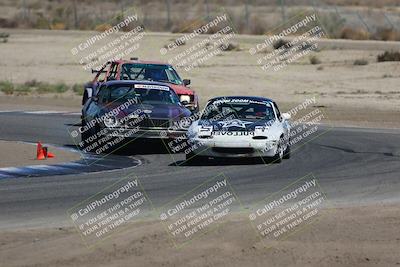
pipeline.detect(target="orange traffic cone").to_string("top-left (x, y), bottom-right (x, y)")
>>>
top-left (36, 142), bottom-right (46, 160)
top-left (47, 152), bottom-right (55, 158)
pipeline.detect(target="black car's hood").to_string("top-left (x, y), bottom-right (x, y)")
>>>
top-left (100, 102), bottom-right (191, 119)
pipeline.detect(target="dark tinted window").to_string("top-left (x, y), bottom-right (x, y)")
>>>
top-left (97, 84), bottom-right (109, 104)
top-left (120, 64), bottom-right (183, 85)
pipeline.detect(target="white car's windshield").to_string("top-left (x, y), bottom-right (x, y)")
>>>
top-left (201, 100), bottom-right (275, 121)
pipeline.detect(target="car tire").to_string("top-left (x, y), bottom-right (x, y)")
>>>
top-left (80, 120), bottom-right (99, 148)
top-left (283, 139), bottom-right (291, 159)
top-left (80, 119), bottom-right (90, 145)
top-left (272, 137), bottom-right (284, 163)
top-left (82, 89), bottom-right (89, 105)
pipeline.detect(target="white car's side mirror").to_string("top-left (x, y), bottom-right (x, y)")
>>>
top-left (282, 113), bottom-right (291, 120)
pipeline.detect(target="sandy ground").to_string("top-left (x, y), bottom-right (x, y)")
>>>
top-left (0, 94), bottom-right (81, 112)
top-left (0, 140), bottom-right (80, 168)
top-left (0, 29), bottom-right (399, 128)
top-left (0, 204), bottom-right (399, 267)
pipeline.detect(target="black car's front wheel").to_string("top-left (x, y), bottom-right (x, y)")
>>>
top-left (80, 119), bottom-right (100, 148)
top-left (80, 119), bottom-right (90, 144)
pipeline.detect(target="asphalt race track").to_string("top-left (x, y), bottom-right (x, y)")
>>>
top-left (0, 111), bottom-right (399, 230)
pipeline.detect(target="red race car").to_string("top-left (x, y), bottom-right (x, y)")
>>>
top-left (82, 58), bottom-right (199, 112)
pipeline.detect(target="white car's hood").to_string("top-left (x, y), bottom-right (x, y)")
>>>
top-left (188, 119), bottom-right (282, 141)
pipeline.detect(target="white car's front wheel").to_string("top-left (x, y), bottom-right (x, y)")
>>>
top-left (272, 137), bottom-right (285, 163)
top-left (283, 138), bottom-right (291, 159)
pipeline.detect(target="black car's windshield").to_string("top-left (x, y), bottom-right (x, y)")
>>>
top-left (121, 63), bottom-right (183, 85)
top-left (201, 100), bottom-right (275, 121)
top-left (98, 85), bottom-right (180, 105)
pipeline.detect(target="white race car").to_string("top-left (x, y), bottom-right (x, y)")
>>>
top-left (186, 96), bottom-right (291, 163)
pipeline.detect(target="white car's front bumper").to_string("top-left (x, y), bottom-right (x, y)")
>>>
top-left (189, 136), bottom-right (279, 158)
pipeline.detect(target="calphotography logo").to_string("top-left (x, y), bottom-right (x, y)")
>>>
top-left (158, 174), bottom-right (242, 248)
top-left (70, 7), bottom-right (145, 72)
top-left (67, 97), bottom-right (148, 165)
top-left (67, 176), bottom-right (153, 247)
top-left (159, 10), bottom-right (238, 72)
top-left (248, 11), bottom-right (327, 73)
top-left (248, 174), bottom-right (327, 248)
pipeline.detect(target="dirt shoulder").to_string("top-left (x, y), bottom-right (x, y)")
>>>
top-left (0, 203), bottom-right (399, 267)
top-left (0, 94), bottom-right (81, 112)
top-left (0, 140), bottom-right (81, 168)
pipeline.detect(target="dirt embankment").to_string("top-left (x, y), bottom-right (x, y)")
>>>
top-left (0, 204), bottom-right (399, 267)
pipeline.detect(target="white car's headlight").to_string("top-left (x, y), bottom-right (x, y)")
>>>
top-left (254, 126), bottom-right (269, 135)
top-left (198, 126), bottom-right (213, 137)
top-left (104, 116), bottom-right (119, 128)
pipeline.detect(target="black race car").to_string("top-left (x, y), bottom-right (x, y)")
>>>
top-left (80, 80), bottom-right (192, 152)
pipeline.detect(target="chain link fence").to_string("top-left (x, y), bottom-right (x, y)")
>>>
top-left (2, 0), bottom-right (400, 39)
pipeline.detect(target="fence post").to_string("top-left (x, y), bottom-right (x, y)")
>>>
top-left (73, 0), bottom-right (78, 29)
top-left (280, 0), bottom-right (286, 23)
top-left (165, 0), bottom-right (171, 31)
top-left (205, 0), bottom-right (210, 22)
top-left (382, 12), bottom-right (395, 30)
top-left (22, 0), bottom-right (27, 21)
top-left (356, 12), bottom-right (372, 33)
top-left (120, 0), bottom-right (125, 18)
top-left (245, 0), bottom-right (250, 30)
